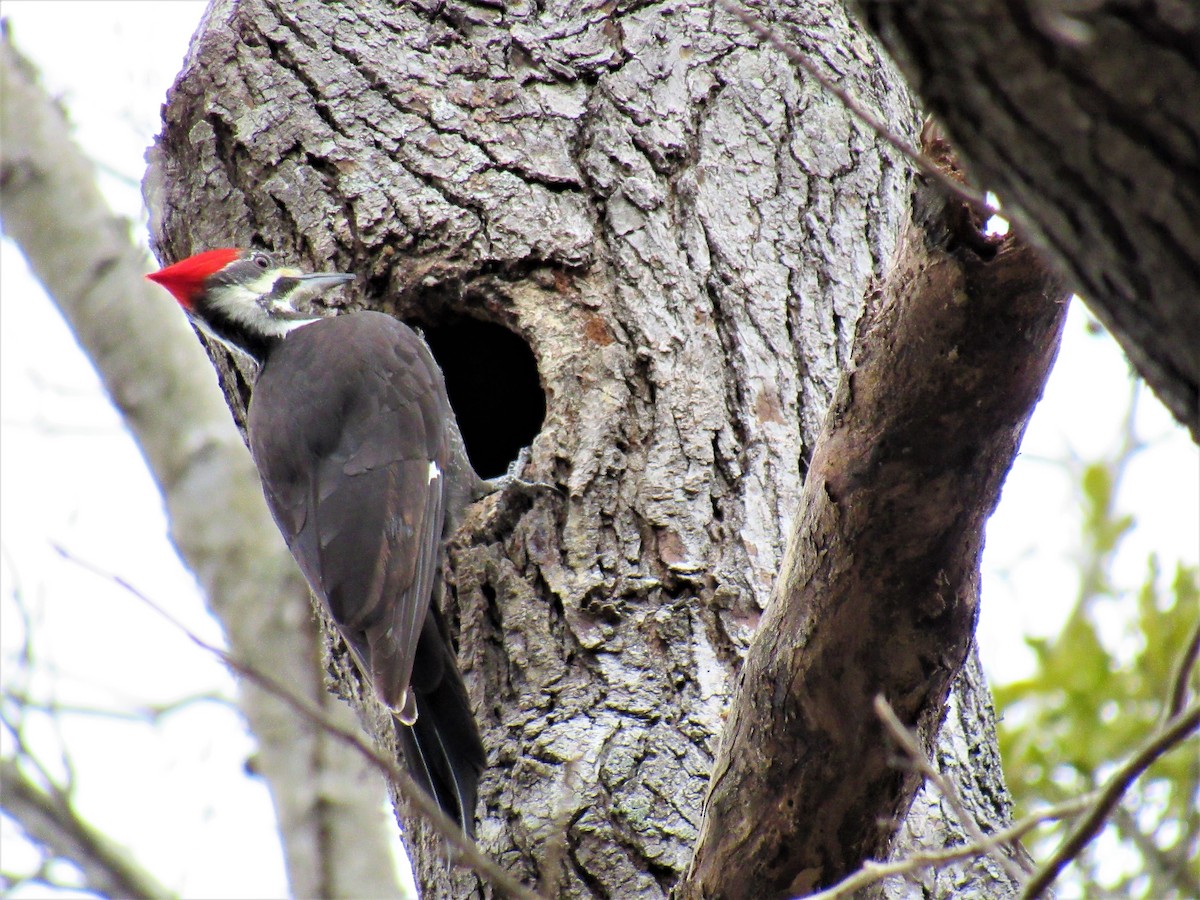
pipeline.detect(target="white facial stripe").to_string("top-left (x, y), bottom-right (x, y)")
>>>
top-left (239, 271), bottom-right (281, 299)
top-left (209, 276), bottom-right (317, 338)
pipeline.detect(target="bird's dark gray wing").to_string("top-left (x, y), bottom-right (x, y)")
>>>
top-left (314, 453), bottom-right (444, 720)
top-left (247, 312), bottom-right (450, 718)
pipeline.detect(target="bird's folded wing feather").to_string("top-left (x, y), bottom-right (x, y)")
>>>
top-left (248, 314), bottom-right (450, 716)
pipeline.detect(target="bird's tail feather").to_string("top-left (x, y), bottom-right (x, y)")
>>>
top-left (396, 609), bottom-right (485, 837)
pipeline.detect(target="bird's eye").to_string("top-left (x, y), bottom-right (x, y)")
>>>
top-left (253, 253), bottom-right (270, 269)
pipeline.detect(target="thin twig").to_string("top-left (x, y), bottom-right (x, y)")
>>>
top-left (1022, 702), bottom-right (1200, 898)
top-left (713, 0), bottom-right (997, 216)
top-left (1162, 615), bottom-right (1200, 726)
top-left (801, 794), bottom-right (1094, 900)
top-left (0, 757), bottom-right (173, 900)
top-left (874, 695), bottom-right (1030, 887)
top-left (1111, 805), bottom-right (1200, 899)
top-left (3, 689), bottom-right (231, 724)
top-left (54, 546), bottom-right (542, 900)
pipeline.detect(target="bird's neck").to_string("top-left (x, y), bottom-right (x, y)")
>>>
top-left (194, 312), bottom-right (277, 364)
top-left (192, 295), bottom-right (318, 364)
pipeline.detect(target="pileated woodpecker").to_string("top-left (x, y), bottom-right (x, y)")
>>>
top-left (148, 247), bottom-right (486, 835)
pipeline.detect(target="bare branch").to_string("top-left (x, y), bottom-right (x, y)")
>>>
top-left (53, 546), bottom-right (541, 900)
top-left (3, 689), bottom-right (231, 724)
top-left (874, 695), bottom-right (1029, 886)
top-left (1162, 616), bottom-right (1200, 727)
top-left (1022, 702), bottom-right (1200, 898)
top-left (0, 757), bottom-right (171, 900)
top-left (804, 795), bottom-right (1093, 900)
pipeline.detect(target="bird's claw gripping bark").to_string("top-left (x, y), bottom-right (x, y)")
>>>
top-left (481, 445), bottom-right (562, 498)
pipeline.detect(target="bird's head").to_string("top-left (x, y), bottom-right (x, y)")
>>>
top-left (147, 248), bottom-right (354, 360)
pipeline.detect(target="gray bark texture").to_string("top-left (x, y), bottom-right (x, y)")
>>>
top-left (879, 647), bottom-right (1035, 900)
top-left (144, 1), bottom-right (1034, 897)
top-left (680, 126), bottom-right (1067, 898)
top-left (857, 0), bottom-right (1200, 441)
top-left (0, 29), bottom-right (402, 900)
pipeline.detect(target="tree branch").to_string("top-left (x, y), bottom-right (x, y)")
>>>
top-left (681, 132), bottom-right (1068, 898)
top-left (0, 757), bottom-right (171, 900)
top-left (874, 695), bottom-right (1028, 886)
top-left (805, 795), bottom-right (1093, 900)
top-left (856, 0), bottom-right (1200, 439)
top-left (1022, 703), bottom-right (1200, 899)
top-left (54, 547), bottom-right (541, 900)
top-left (1163, 616), bottom-right (1200, 727)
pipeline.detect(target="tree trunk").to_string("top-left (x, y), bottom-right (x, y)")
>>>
top-left (680, 135), bottom-right (1066, 895)
top-left (857, 1), bottom-right (1200, 441)
top-left (145, 1), bottom-right (1027, 896)
top-left (0, 31), bottom-right (402, 900)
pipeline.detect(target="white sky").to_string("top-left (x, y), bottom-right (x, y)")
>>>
top-left (1, 2), bottom-right (1196, 897)
top-left (1, 4), bottom-right (289, 897)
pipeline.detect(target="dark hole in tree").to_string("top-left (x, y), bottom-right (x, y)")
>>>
top-left (422, 318), bottom-right (545, 480)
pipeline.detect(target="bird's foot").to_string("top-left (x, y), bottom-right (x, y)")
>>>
top-left (482, 446), bottom-right (562, 498)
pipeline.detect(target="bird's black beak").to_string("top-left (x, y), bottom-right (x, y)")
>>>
top-left (295, 272), bottom-right (355, 287)
top-left (285, 272), bottom-right (355, 307)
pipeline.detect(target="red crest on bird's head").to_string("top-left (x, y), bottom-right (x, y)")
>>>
top-left (147, 248), bottom-right (242, 309)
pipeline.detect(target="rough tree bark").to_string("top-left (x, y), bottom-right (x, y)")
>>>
top-left (0, 30), bottom-right (402, 900)
top-left (145, 1), bottom-right (1033, 897)
top-left (681, 128), bottom-right (1067, 897)
top-left (857, 1), bottom-right (1200, 441)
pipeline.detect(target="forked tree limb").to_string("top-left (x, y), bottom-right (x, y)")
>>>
top-left (680, 133), bottom-right (1069, 899)
top-left (856, 0), bottom-right (1200, 440)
